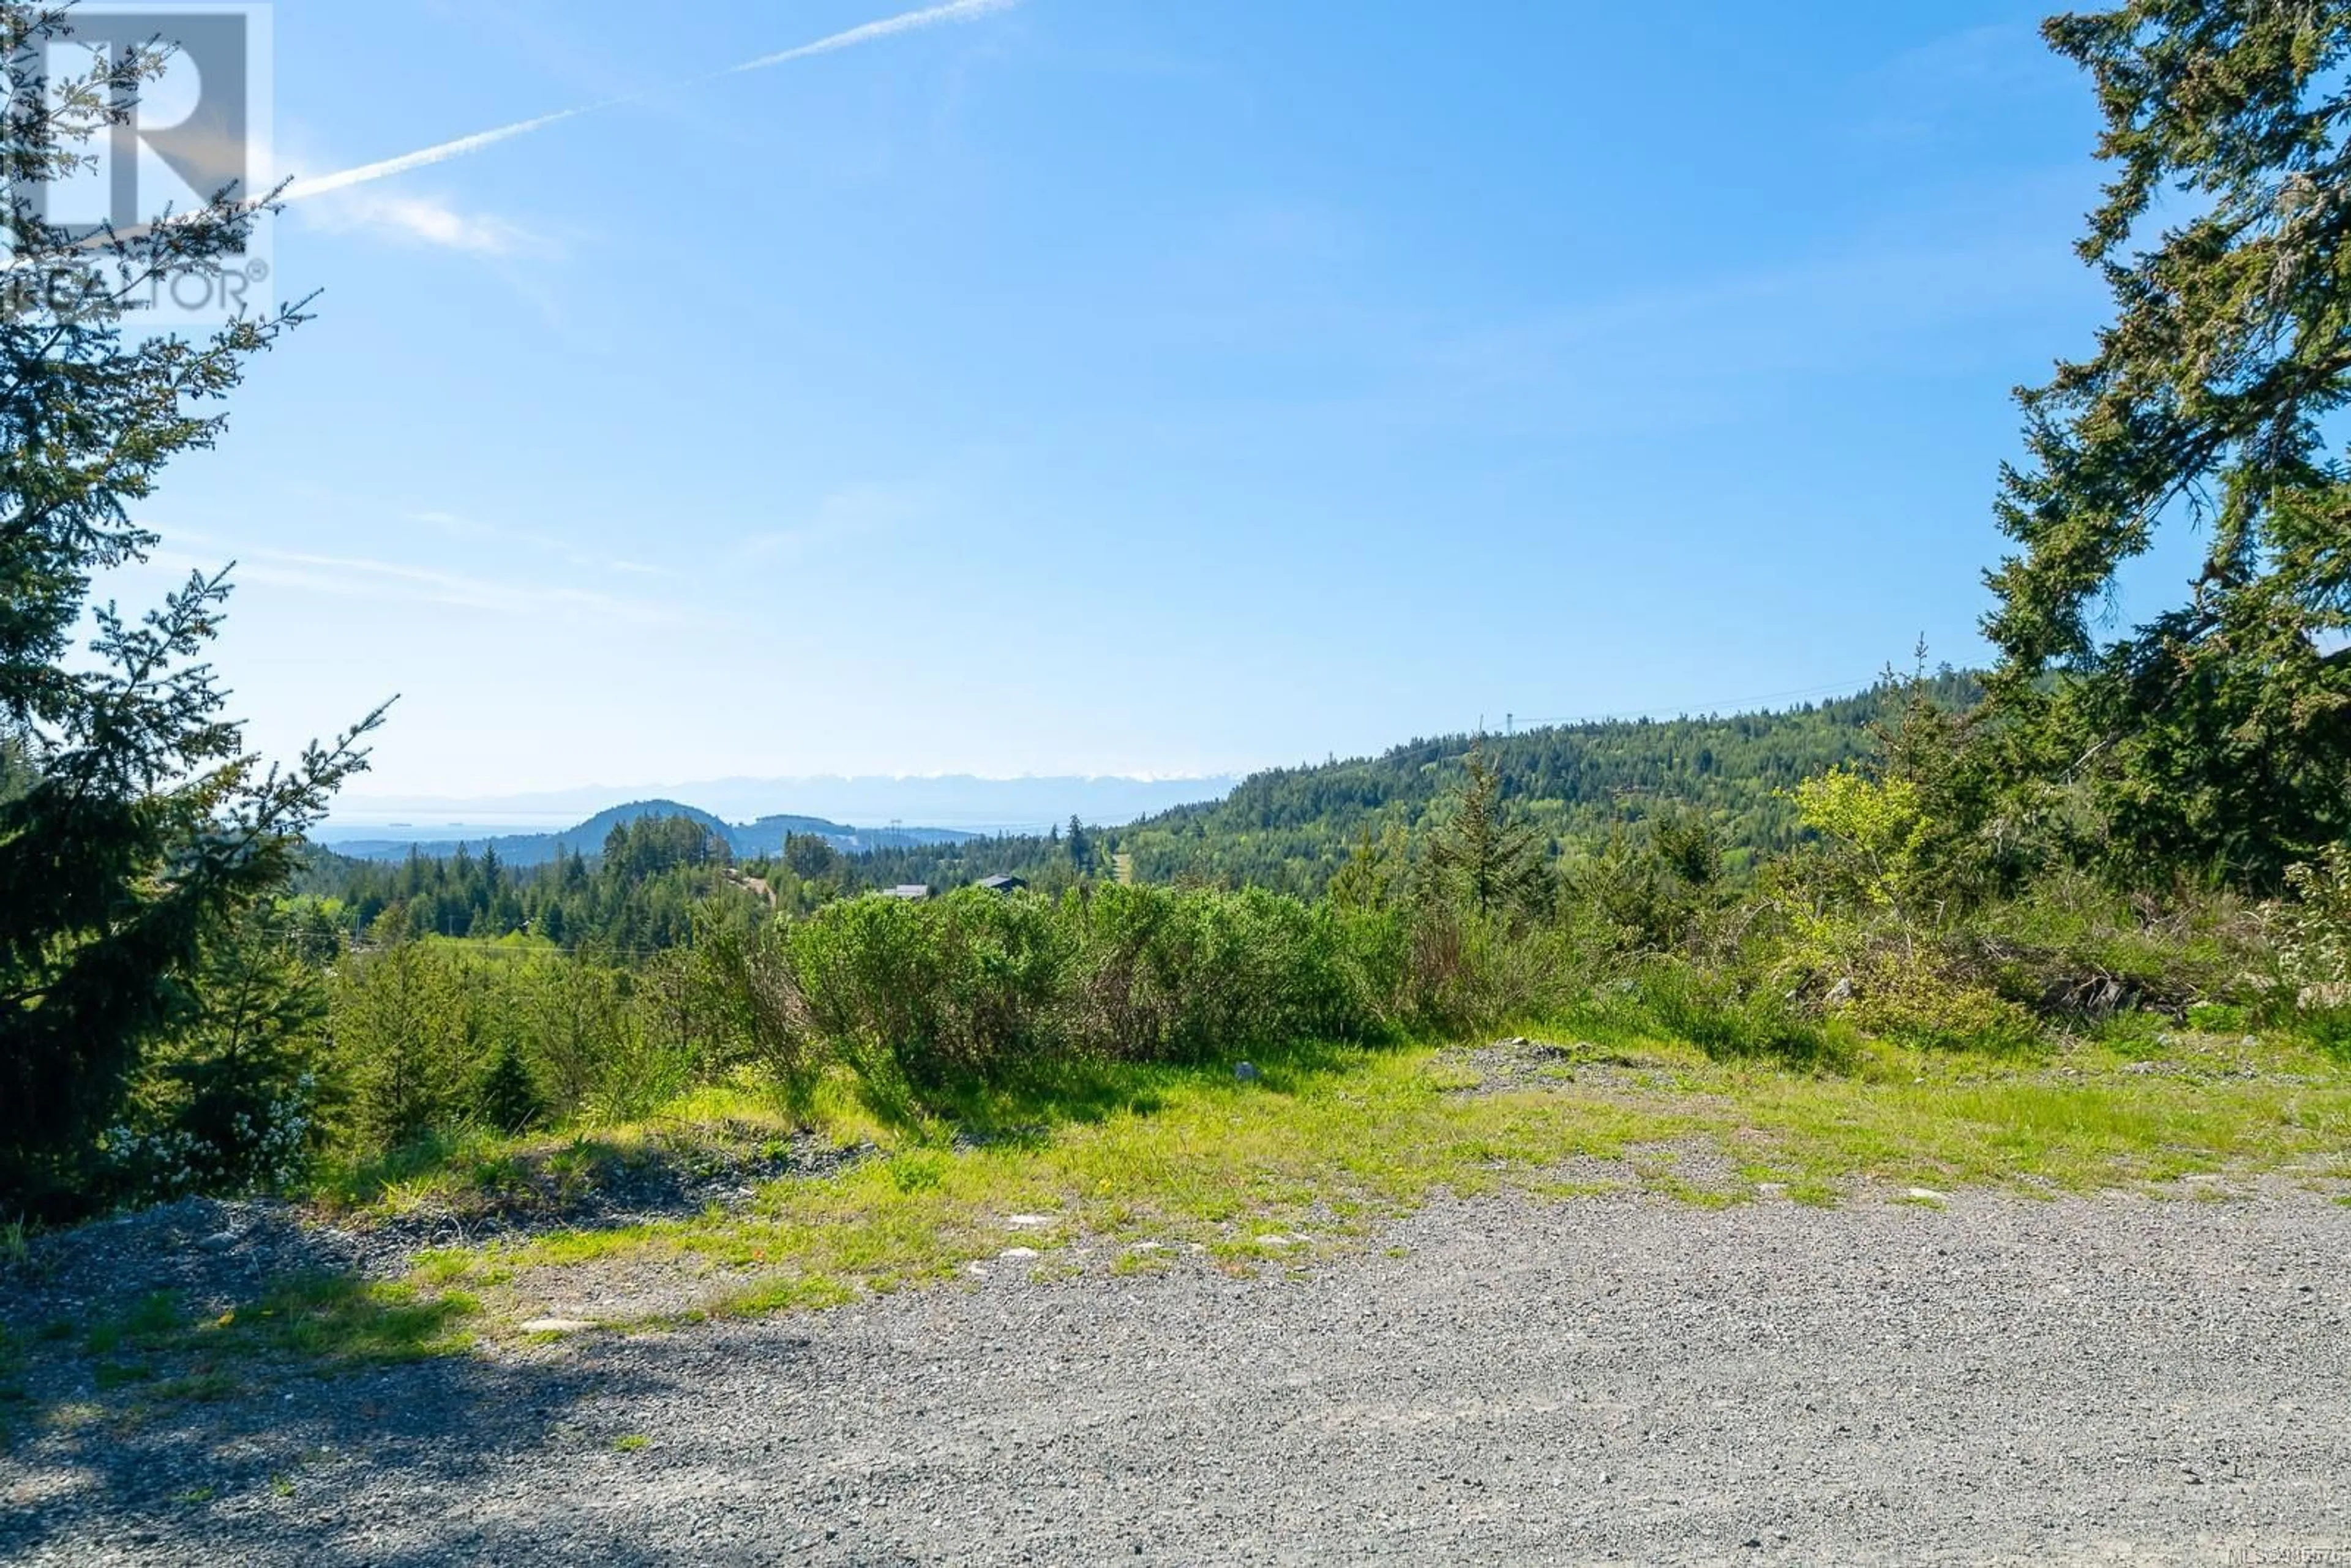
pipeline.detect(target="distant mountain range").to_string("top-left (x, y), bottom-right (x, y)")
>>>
top-left (332, 773), bottom-right (1240, 836)
top-left (323, 800), bottom-right (976, 867)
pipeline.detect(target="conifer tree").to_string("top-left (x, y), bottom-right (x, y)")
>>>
top-left (1986, 0), bottom-right (2351, 884)
top-left (1425, 746), bottom-right (1550, 917)
top-left (0, 7), bottom-right (378, 1214)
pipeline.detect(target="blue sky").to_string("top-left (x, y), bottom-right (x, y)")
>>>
top-left (112, 0), bottom-right (2156, 801)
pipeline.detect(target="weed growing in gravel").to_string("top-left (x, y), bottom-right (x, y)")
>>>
top-left (2, 1272), bottom-right (477, 1438)
top-left (201, 1274), bottom-right (478, 1364)
top-left (83, 1291), bottom-right (181, 1356)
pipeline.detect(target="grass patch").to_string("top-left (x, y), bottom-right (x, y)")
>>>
top-left (272, 1017), bottom-right (2351, 1354)
top-left (199, 1274), bottom-right (478, 1365)
top-left (312, 1086), bottom-right (804, 1218)
top-left (91, 1360), bottom-right (156, 1389)
top-left (84, 1291), bottom-right (181, 1356)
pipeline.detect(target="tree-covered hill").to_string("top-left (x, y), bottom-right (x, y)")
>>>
top-left (851, 673), bottom-right (1983, 897)
top-left (329, 799), bottom-right (974, 866)
top-left (300, 674), bottom-right (1984, 918)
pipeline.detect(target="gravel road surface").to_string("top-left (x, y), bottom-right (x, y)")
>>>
top-left (6, 1187), bottom-right (2349, 1565)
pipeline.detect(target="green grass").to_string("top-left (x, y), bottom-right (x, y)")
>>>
top-left (199, 1274), bottom-right (479, 1364)
top-left (75, 1275), bottom-right (474, 1371)
top-left (20, 1014), bottom-right (2349, 1412)
top-left (1, 1274), bottom-right (478, 1441)
top-left (312, 1086), bottom-right (800, 1218)
top-left (362, 1021), bottom-right (2351, 1336)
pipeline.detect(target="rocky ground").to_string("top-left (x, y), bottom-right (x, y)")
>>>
top-left (4, 1182), bottom-right (2348, 1565)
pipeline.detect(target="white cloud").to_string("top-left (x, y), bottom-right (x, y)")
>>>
top-left (284, 1), bottom-right (1022, 207)
top-left (294, 186), bottom-right (559, 258)
top-left (144, 543), bottom-right (686, 626)
top-left (402, 508), bottom-right (677, 579)
top-left (741, 482), bottom-right (940, 561)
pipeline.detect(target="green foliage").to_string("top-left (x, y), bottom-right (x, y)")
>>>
top-left (335, 937), bottom-right (474, 1149)
top-left (1795, 767), bottom-right (1937, 921)
top-left (1327, 823), bottom-right (1413, 912)
top-left (299, 813), bottom-right (766, 954)
top-left (785, 883), bottom-right (1379, 1093)
top-left (0, 10), bottom-right (378, 1218)
top-left (101, 916), bottom-right (331, 1204)
top-left (782, 833), bottom-right (841, 885)
top-left (476, 1040), bottom-right (543, 1135)
top-left (1059, 885), bottom-right (1386, 1060)
top-left (853, 677), bottom-right (1984, 899)
top-left (1984, 0), bottom-right (2351, 885)
top-left (1619, 962), bottom-right (1853, 1068)
top-left (2273, 845), bottom-right (2351, 991)
top-left (1569, 812), bottom-right (1729, 953)
top-left (1424, 745), bottom-right (1553, 918)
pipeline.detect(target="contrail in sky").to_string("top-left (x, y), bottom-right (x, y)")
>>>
top-left (284, 0), bottom-right (1019, 204)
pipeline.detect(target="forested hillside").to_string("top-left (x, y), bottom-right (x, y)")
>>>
top-left (330, 798), bottom-right (973, 866)
top-left (299, 815), bottom-right (771, 950)
top-left (852, 672), bottom-right (1982, 896)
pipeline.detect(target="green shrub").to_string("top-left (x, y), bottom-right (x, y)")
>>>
top-left (788, 888), bottom-right (1070, 1085)
top-left (1841, 958), bottom-right (2042, 1055)
top-left (1063, 885), bottom-right (1379, 1059)
top-left (335, 939), bottom-right (473, 1149)
top-left (1632, 961), bottom-right (1851, 1068)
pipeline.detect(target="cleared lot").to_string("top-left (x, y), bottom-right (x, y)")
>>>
top-left (5, 1186), bottom-right (2349, 1565)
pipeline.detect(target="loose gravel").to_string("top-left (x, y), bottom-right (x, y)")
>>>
top-left (6, 1187), bottom-right (2350, 1564)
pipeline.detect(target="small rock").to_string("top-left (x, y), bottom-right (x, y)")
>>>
top-left (1000, 1247), bottom-right (1040, 1261)
top-left (1234, 1062), bottom-right (1261, 1082)
top-left (519, 1318), bottom-right (596, 1335)
top-left (1823, 977), bottom-right (1856, 1006)
top-left (1905, 1187), bottom-right (1948, 1202)
top-left (1128, 1242), bottom-right (1163, 1253)
top-left (1005, 1214), bottom-right (1052, 1229)
top-left (195, 1231), bottom-right (241, 1253)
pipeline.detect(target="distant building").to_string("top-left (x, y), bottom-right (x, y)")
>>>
top-left (885, 884), bottom-right (934, 901)
top-left (976, 874), bottom-right (1028, 894)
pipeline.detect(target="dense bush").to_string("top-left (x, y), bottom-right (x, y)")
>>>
top-left (787, 885), bottom-right (1397, 1085)
top-left (73, 766), bottom-right (2351, 1199)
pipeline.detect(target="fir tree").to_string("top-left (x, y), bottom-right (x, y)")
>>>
top-left (0, 9), bottom-right (380, 1215)
top-left (1985, 0), bottom-right (2351, 885)
top-left (1424, 746), bottom-right (1551, 917)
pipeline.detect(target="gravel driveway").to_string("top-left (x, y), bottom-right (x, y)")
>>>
top-left (6, 1187), bottom-right (2349, 1565)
